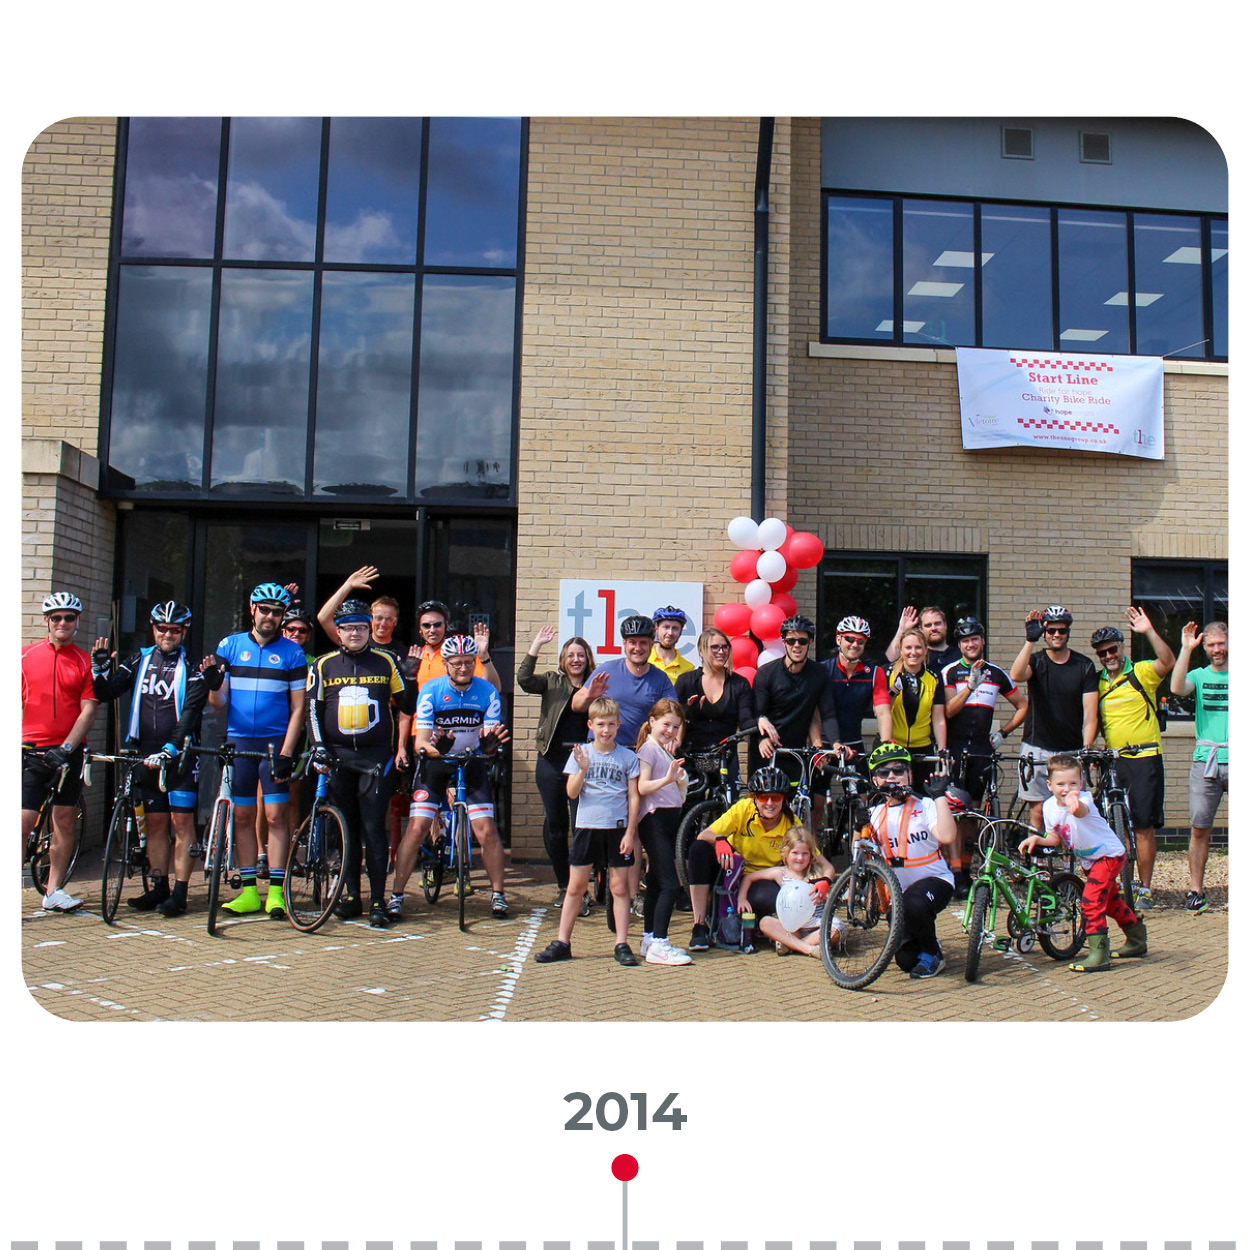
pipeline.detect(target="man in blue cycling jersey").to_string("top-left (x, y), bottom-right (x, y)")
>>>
top-left (205, 582), bottom-right (307, 918)
top-left (388, 634), bottom-right (511, 920)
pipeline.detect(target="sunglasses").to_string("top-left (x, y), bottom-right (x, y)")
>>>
top-left (1095, 646), bottom-right (1119, 659)
top-left (419, 620), bottom-right (445, 630)
top-left (254, 604), bottom-right (285, 617)
top-left (284, 624), bottom-right (310, 634)
top-left (783, 636), bottom-right (811, 646)
top-left (873, 765), bottom-right (909, 778)
top-left (47, 614), bottom-right (79, 624)
top-left (754, 793), bottom-right (786, 804)
top-left (153, 624), bottom-right (185, 635)
top-left (1043, 626), bottom-right (1070, 636)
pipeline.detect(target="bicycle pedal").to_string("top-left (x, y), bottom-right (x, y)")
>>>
top-left (189, 842), bottom-right (203, 859)
top-left (992, 936), bottom-right (1011, 951)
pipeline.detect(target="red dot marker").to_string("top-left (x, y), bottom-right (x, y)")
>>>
top-left (612, 1153), bottom-right (639, 1182)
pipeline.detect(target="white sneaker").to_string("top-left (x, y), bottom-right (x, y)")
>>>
top-left (645, 939), bottom-right (693, 966)
top-left (42, 887), bottom-right (83, 912)
top-left (640, 932), bottom-right (654, 956)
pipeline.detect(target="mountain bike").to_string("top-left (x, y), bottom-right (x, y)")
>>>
top-left (674, 729), bottom-right (753, 889)
top-left (96, 751), bottom-right (160, 925)
top-left (191, 743), bottom-right (273, 937)
top-left (283, 756), bottom-right (353, 933)
top-left (819, 794), bottom-right (904, 990)
top-left (23, 745), bottom-right (86, 895)
top-left (962, 819), bottom-right (1085, 982)
top-left (1076, 745), bottom-right (1147, 910)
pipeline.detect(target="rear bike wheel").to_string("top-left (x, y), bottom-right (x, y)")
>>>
top-left (1109, 802), bottom-right (1136, 910)
top-left (205, 802), bottom-right (229, 937)
top-left (820, 858), bottom-right (903, 990)
top-left (964, 883), bottom-right (991, 982)
top-left (30, 794), bottom-right (86, 895)
top-left (284, 803), bottom-right (347, 932)
top-left (100, 798), bottom-right (132, 925)
top-left (675, 799), bottom-right (725, 889)
top-left (453, 802), bottom-right (471, 931)
top-left (1037, 871), bottom-right (1086, 961)
top-left (422, 831), bottom-right (446, 903)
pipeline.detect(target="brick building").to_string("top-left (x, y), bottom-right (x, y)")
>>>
top-left (22, 116), bottom-right (1228, 851)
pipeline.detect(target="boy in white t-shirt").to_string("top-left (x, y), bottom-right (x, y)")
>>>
top-left (1019, 754), bottom-right (1146, 973)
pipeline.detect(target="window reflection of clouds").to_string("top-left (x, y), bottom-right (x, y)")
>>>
top-left (825, 199), bottom-right (894, 338)
top-left (109, 267), bottom-right (211, 489)
top-left (211, 270), bottom-right (313, 494)
top-left (121, 118), bottom-right (221, 258)
top-left (902, 201), bottom-right (974, 346)
top-left (314, 272), bottom-right (415, 497)
top-left (424, 118), bottom-right (522, 268)
top-left (323, 118), bottom-right (423, 264)
top-left (415, 276), bottom-right (515, 496)
top-left (223, 118), bottom-right (321, 261)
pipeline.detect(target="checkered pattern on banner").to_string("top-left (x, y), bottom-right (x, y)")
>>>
top-left (1016, 419), bottom-right (1121, 434)
top-left (1009, 357), bottom-right (1116, 373)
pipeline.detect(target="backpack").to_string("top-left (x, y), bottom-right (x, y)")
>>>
top-left (1099, 665), bottom-right (1166, 732)
top-left (712, 854), bottom-right (745, 949)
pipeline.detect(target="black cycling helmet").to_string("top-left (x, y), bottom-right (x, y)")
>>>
top-left (1042, 605), bottom-right (1073, 625)
top-left (334, 598), bottom-right (372, 625)
top-left (652, 605), bottom-right (687, 625)
top-left (953, 616), bottom-right (985, 640)
top-left (781, 614), bottom-right (816, 638)
top-left (282, 607), bottom-right (313, 629)
top-left (867, 741), bottom-right (912, 773)
top-left (417, 599), bottom-right (450, 623)
top-left (1090, 626), bottom-right (1124, 648)
top-left (619, 614), bottom-right (656, 638)
top-left (747, 766), bottom-right (791, 796)
top-left (150, 601), bottom-right (192, 626)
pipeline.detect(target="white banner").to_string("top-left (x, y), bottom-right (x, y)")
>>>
top-left (558, 579), bottom-right (703, 663)
top-left (957, 347), bottom-right (1164, 460)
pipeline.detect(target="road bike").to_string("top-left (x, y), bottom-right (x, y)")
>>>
top-left (415, 748), bottom-right (487, 931)
top-left (819, 787), bottom-right (904, 990)
top-left (283, 756), bottom-right (355, 933)
top-left (674, 729), bottom-right (753, 889)
top-left (1075, 745), bottom-right (1147, 910)
top-left (192, 743), bottom-right (273, 937)
top-left (962, 818), bottom-right (1085, 982)
top-left (23, 745), bottom-right (86, 895)
top-left (96, 751), bottom-right (160, 925)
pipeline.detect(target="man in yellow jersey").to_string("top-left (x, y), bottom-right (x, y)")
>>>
top-left (1091, 606), bottom-right (1174, 909)
top-left (649, 605), bottom-right (695, 682)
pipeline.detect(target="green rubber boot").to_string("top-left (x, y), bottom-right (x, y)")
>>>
top-left (221, 883), bottom-right (262, 915)
top-left (1069, 932), bottom-right (1111, 973)
top-left (1110, 918), bottom-right (1148, 959)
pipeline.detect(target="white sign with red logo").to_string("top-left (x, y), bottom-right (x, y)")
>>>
top-left (558, 580), bottom-right (703, 661)
top-left (957, 347), bottom-right (1164, 460)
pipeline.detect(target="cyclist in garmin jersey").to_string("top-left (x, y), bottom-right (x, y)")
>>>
top-left (205, 582), bottom-right (307, 919)
top-left (91, 602), bottom-right (211, 917)
top-left (389, 634), bottom-right (511, 920)
top-left (21, 592), bottom-right (98, 911)
top-left (308, 599), bottom-right (414, 929)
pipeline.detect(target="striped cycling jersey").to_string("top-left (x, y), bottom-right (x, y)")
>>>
top-left (215, 631), bottom-right (307, 740)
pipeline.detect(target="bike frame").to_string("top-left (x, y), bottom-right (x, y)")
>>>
top-left (964, 831), bottom-right (1067, 951)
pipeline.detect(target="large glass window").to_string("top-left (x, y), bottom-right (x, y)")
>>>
top-left (823, 192), bottom-right (1226, 360)
top-left (104, 117), bottom-right (525, 505)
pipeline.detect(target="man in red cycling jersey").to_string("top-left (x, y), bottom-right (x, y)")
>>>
top-left (21, 592), bottom-right (99, 911)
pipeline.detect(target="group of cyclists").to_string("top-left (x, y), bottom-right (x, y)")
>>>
top-left (22, 582), bottom-right (1223, 983)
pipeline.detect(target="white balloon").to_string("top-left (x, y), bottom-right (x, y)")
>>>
top-left (756, 549), bottom-right (787, 582)
top-left (757, 648), bottom-right (781, 666)
top-left (775, 879), bottom-right (816, 933)
top-left (761, 638), bottom-right (786, 659)
top-left (743, 578), bottom-right (771, 609)
top-left (727, 516), bottom-right (760, 549)
top-left (757, 517), bottom-right (788, 550)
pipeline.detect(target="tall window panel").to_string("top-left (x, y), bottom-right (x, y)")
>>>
top-left (121, 117), bottom-right (221, 258)
top-left (980, 204), bottom-right (1052, 349)
top-left (1133, 214), bottom-right (1205, 359)
top-left (902, 200), bottom-right (975, 347)
top-left (1210, 221), bottom-right (1228, 359)
top-left (1056, 209), bottom-right (1129, 353)
top-left (825, 197), bottom-right (895, 339)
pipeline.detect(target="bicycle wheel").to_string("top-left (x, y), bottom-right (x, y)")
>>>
top-left (422, 833), bottom-right (445, 903)
top-left (205, 803), bottom-right (229, 937)
top-left (454, 803), bottom-right (471, 931)
top-left (964, 883), bottom-right (990, 982)
top-left (100, 799), bottom-right (132, 925)
top-left (1110, 802), bottom-right (1136, 909)
top-left (30, 794), bottom-right (86, 895)
top-left (675, 799), bottom-right (724, 889)
top-left (284, 803), bottom-right (347, 933)
top-left (820, 858), bottom-right (903, 990)
top-left (1037, 871), bottom-right (1086, 961)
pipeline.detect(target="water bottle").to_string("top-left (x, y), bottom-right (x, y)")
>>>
top-left (133, 797), bottom-right (147, 844)
top-left (740, 910), bottom-right (756, 954)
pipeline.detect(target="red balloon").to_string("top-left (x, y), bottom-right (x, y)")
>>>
top-left (776, 525), bottom-right (798, 562)
top-left (730, 635), bottom-right (759, 670)
top-left (750, 603), bottom-right (785, 640)
top-left (770, 564), bottom-right (799, 593)
top-left (737, 665), bottom-right (757, 687)
top-left (787, 531), bottom-right (826, 569)
top-left (770, 591), bottom-right (798, 619)
top-left (729, 549), bottom-right (760, 584)
top-left (713, 602), bottom-right (752, 637)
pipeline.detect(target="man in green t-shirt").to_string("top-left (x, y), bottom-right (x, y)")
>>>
top-left (1170, 620), bottom-right (1228, 913)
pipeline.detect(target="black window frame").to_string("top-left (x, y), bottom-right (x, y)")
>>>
top-left (99, 116), bottom-right (528, 508)
top-left (821, 189), bottom-right (1228, 363)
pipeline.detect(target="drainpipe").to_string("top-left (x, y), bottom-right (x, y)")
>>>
top-left (752, 118), bottom-right (774, 522)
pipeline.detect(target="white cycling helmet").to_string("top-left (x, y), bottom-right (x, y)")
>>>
top-left (837, 615), bottom-right (871, 638)
top-left (42, 592), bottom-right (83, 615)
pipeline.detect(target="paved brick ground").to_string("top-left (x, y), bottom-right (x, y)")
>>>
top-left (21, 852), bottom-right (1227, 1023)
